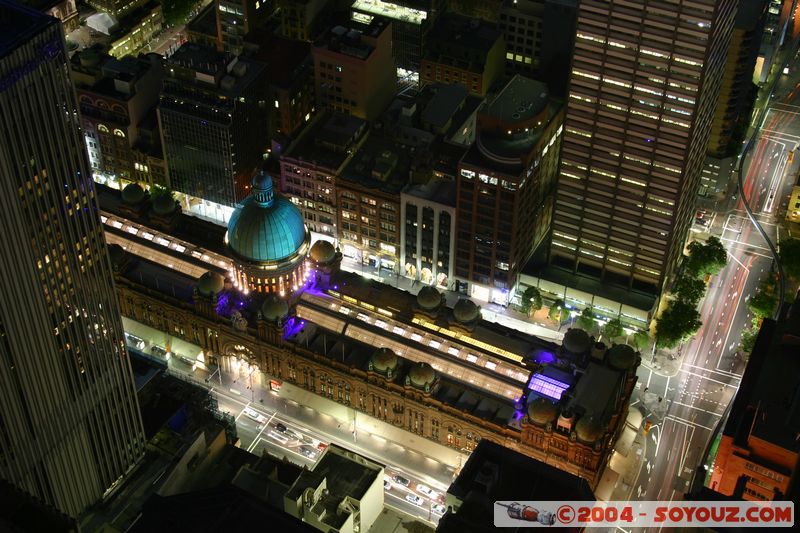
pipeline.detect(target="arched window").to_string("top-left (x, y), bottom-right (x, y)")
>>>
top-left (113, 129), bottom-right (126, 138)
top-left (97, 124), bottom-right (109, 133)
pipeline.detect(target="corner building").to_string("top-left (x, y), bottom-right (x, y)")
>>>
top-left (548, 0), bottom-right (736, 301)
top-left (0, 2), bottom-right (144, 517)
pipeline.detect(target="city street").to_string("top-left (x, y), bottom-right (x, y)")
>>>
top-left (124, 322), bottom-right (456, 525)
top-left (626, 55), bottom-right (800, 508)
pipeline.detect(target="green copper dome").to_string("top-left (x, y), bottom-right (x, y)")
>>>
top-left (226, 172), bottom-right (308, 264)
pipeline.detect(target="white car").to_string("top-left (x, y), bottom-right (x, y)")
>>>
top-left (416, 484), bottom-right (438, 499)
top-left (405, 494), bottom-right (424, 506)
top-left (432, 504), bottom-right (446, 515)
top-left (243, 407), bottom-right (267, 424)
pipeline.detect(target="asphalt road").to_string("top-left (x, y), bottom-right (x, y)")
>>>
top-left (625, 58), bottom-right (800, 510)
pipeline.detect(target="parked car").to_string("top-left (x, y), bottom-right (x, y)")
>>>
top-left (275, 422), bottom-right (287, 432)
top-left (416, 484), bottom-right (438, 499)
top-left (317, 442), bottom-right (328, 451)
top-left (383, 479), bottom-right (392, 490)
top-left (432, 504), bottom-right (446, 515)
top-left (393, 475), bottom-right (410, 487)
top-left (405, 494), bottom-right (424, 506)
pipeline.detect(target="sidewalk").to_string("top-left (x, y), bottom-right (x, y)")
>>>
top-left (638, 347), bottom-right (682, 377)
top-left (338, 257), bottom-right (565, 342)
top-left (595, 407), bottom-right (647, 501)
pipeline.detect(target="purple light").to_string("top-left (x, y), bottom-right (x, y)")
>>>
top-left (535, 351), bottom-right (557, 364)
top-left (528, 373), bottom-right (570, 401)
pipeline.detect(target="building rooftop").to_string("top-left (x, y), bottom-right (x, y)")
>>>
top-left (461, 76), bottom-right (562, 175)
top-left (226, 172), bottom-right (309, 264)
top-left (132, 485), bottom-right (318, 533)
top-left (421, 83), bottom-right (468, 131)
top-left (0, 479), bottom-right (78, 533)
top-left (440, 439), bottom-right (594, 533)
top-left (186, 2), bottom-right (217, 38)
top-left (340, 131), bottom-right (411, 195)
top-left (403, 179), bottom-right (457, 207)
top-left (285, 445), bottom-right (383, 529)
top-left (723, 300), bottom-right (800, 452)
top-left (314, 17), bottom-right (389, 60)
top-left (424, 13), bottom-right (502, 71)
top-left (283, 112), bottom-right (367, 171)
top-left (165, 43), bottom-right (266, 98)
top-left (0, 0), bottom-right (54, 56)
top-left (248, 32), bottom-right (312, 89)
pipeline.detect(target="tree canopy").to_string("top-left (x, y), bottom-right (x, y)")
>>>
top-left (747, 274), bottom-right (778, 320)
top-left (685, 236), bottom-right (728, 278)
top-left (632, 331), bottom-right (650, 352)
top-left (601, 317), bottom-right (624, 340)
top-left (780, 238), bottom-right (800, 279)
top-left (519, 286), bottom-right (543, 315)
top-left (548, 299), bottom-right (566, 322)
top-left (162, 0), bottom-right (197, 27)
top-left (655, 299), bottom-right (702, 349)
top-left (674, 273), bottom-right (706, 304)
top-left (576, 307), bottom-right (597, 332)
top-left (738, 327), bottom-right (759, 355)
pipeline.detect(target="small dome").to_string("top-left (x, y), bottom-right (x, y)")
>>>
top-left (563, 328), bottom-right (592, 354)
top-left (608, 344), bottom-right (638, 370)
top-left (417, 286), bottom-right (442, 310)
top-left (575, 416), bottom-right (605, 444)
top-left (261, 295), bottom-right (289, 321)
top-left (121, 183), bottom-right (145, 205)
top-left (226, 172), bottom-right (308, 263)
top-left (453, 298), bottom-right (480, 323)
top-left (309, 240), bottom-right (336, 264)
top-left (370, 347), bottom-right (398, 374)
top-left (196, 271), bottom-right (225, 297)
top-left (407, 362), bottom-right (436, 389)
top-left (527, 397), bottom-right (558, 425)
top-left (152, 194), bottom-right (177, 216)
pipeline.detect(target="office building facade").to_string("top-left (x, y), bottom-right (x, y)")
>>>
top-left (0, 2), bottom-right (145, 516)
top-left (548, 0), bottom-right (736, 301)
top-left (158, 43), bottom-right (269, 207)
top-left (456, 76), bottom-right (564, 304)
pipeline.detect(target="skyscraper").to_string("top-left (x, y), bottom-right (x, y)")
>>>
top-left (547, 0), bottom-right (736, 300)
top-left (0, 1), bottom-right (145, 517)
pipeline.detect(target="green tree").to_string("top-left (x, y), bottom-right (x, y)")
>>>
top-left (685, 236), bottom-right (728, 278)
top-left (779, 238), bottom-right (800, 279)
top-left (149, 184), bottom-right (174, 200)
top-left (632, 331), bottom-right (650, 352)
top-left (655, 299), bottom-right (702, 349)
top-left (739, 328), bottom-right (759, 354)
top-left (519, 286), bottom-right (543, 316)
top-left (674, 273), bottom-right (706, 304)
top-left (748, 275), bottom-right (778, 319)
top-left (548, 299), bottom-right (566, 322)
top-left (576, 307), bottom-right (597, 332)
top-left (601, 317), bottom-right (624, 340)
top-left (162, 0), bottom-right (197, 27)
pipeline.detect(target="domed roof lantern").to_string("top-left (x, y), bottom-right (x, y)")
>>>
top-left (252, 171), bottom-right (275, 207)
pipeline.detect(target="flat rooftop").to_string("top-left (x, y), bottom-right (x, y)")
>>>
top-left (340, 131), bottom-right (411, 195)
top-left (441, 439), bottom-right (593, 532)
top-left (403, 179), bottom-right (457, 207)
top-left (284, 112), bottom-right (367, 171)
top-left (0, 0), bottom-right (53, 56)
